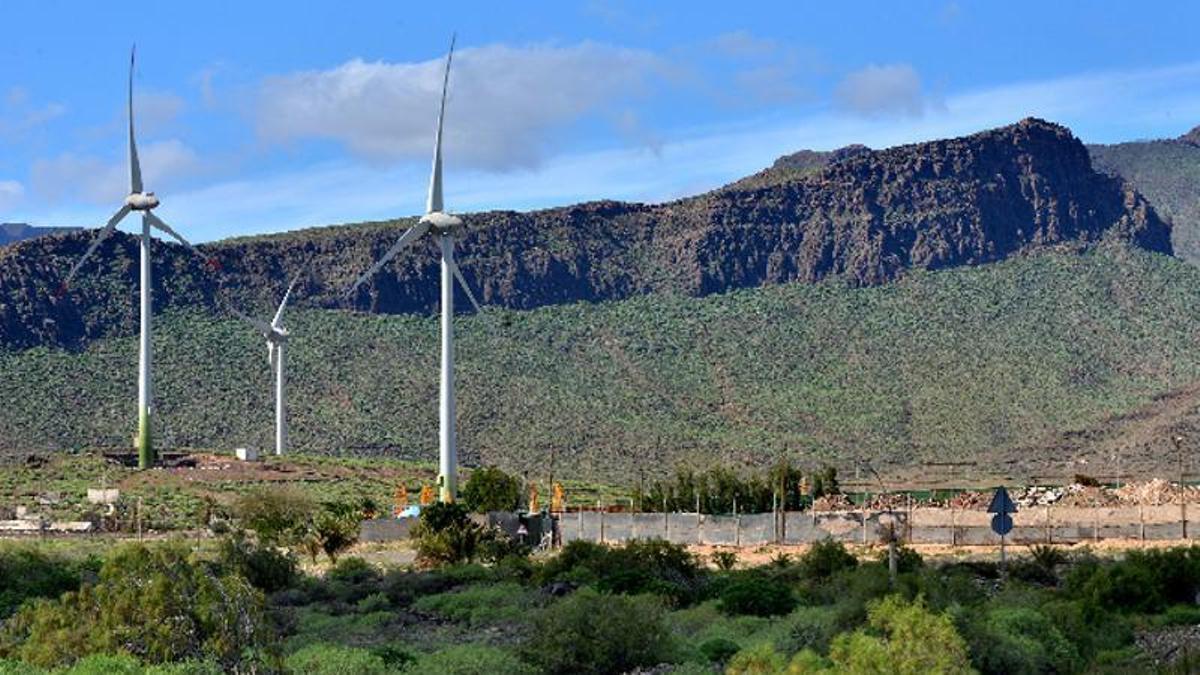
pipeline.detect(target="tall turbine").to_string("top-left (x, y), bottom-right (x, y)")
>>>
top-left (345, 36), bottom-right (484, 503)
top-left (230, 271), bottom-right (303, 456)
top-left (60, 46), bottom-right (216, 469)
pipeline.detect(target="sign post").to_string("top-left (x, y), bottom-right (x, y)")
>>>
top-left (988, 486), bottom-right (1017, 571)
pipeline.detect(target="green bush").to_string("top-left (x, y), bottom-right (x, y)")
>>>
top-left (726, 642), bottom-right (784, 674)
top-left (799, 539), bottom-right (857, 580)
top-left (777, 605), bottom-right (840, 655)
top-left (285, 644), bottom-right (389, 675)
top-left (699, 637), bottom-right (741, 664)
top-left (828, 595), bottom-right (973, 674)
top-left (0, 543), bottom-right (271, 670)
top-left (411, 502), bottom-right (493, 566)
top-left (711, 550), bottom-right (738, 571)
top-left (523, 588), bottom-right (674, 675)
top-left (538, 539), bottom-right (703, 605)
top-left (461, 467), bottom-right (521, 513)
top-left (216, 534), bottom-right (297, 592)
top-left (235, 486), bottom-right (314, 546)
top-left (0, 548), bottom-right (97, 619)
top-left (962, 605), bottom-right (1079, 675)
top-left (411, 582), bottom-right (535, 626)
top-left (326, 557), bottom-right (378, 585)
top-left (405, 645), bottom-right (537, 675)
top-left (717, 574), bottom-right (796, 617)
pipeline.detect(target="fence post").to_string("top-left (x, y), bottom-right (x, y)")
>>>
top-left (1139, 504), bottom-right (1145, 543)
top-left (862, 491), bottom-right (869, 546)
top-left (1093, 505), bottom-right (1099, 543)
top-left (1045, 504), bottom-right (1052, 544)
top-left (951, 507), bottom-right (958, 547)
top-left (1183, 501), bottom-right (1189, 540)
top-left (735, 514), bottom-right (741, 547)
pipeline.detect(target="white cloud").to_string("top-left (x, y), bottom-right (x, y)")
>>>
top-left (255, 42), bottom-right (667, 171)
top-left (0, 87), bottom-right (66, 138)
top-left (31, 139), bottom-right (202, 204)
top-left (26, 59), bottom-right (1200, 241)
top-left (0, 180), bottom-right (24, 210)
top-left (835, 63), bottom-right (932, 118)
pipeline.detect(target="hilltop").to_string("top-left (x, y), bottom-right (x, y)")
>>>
top-left (0, 118), bottom-right (1171, 351)
top-left (1089, 127), bottom-right (1200, 264)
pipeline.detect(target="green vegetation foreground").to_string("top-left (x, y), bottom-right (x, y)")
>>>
top-left (5, 504), bottom-right (1200, 673)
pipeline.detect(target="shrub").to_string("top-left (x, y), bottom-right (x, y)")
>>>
top-left (0, 547), bottom-right (97, 619)
top-left (406, 644), bottom-right (538, 675)
top-left (411, 582), bottom-right (534, 626)
top-left (461, 467), bottom-right (522, 513)
top-left (962, 605), bottom-right (1079, 675)
top-left (726, 642), bottom-right (785, 674)
top-left (307, 502), bottom-right (363, 564)
top-left (878, 545), bottom-right (923, 574)
top-left (235, 487), bottom-right (314, 546)
top-left (799, 539), bottom-right (857, 580)
top-left (284, 644), bottom-right (389, 675)
top-left (538, 539), bottom-right (703, 605)
top-left (411, 502), bottom-right (495, 566)
top-left (216, 534), bottom-right (297, 592)
top-left (523, 588), bottom-right (674, 674)
top-left (0, 543), bottom-right (271, 670)
top-left (777, 605), bottom-right (840, 655)
top-left (699, 637), bottom-right (741, 664)
top-left (828, 595), bottom-right (973, 674)
top-left (711, 550), bottom-right (738, 571)
top-left (326, 557), bottom-right (378, 585)
top-left (718, 574), bottom-right (796, 617)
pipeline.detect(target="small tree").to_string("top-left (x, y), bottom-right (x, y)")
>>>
top-left (461, 467), bottom-right (521, 513)
top-left (828, 595), bottom-right (973, 674)
top-left (235, 487), bottom-right (314, 546)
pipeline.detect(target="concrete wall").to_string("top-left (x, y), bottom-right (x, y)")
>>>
top-left (555, 505), bottom-right (1200, 547)
top-left (359, 505), bottom-right (1200, 546)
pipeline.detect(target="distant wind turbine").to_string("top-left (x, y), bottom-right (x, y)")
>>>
top-left (345, 36), bottom-right (485, 503)
top-left (230, 270), bottom-right (304, 457)
top-left (60, 46), bottom-right (218, 470)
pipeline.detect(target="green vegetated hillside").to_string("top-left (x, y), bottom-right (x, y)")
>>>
top-left (3, 242), bottom-right (1200, 484)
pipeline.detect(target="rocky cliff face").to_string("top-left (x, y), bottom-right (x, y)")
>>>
top-left (0, 118), bottom-right (1171, 350)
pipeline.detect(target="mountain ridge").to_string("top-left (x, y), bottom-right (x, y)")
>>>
top-left (0, 117), bottom-right (1172, 351)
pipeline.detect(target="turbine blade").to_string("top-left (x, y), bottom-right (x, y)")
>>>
top-left (426, 35), bottom-right (455, 215)
top-left (344, 221), bottom-right (431, 300)
top-left (62, 205), bottom-right (131, 289)
top-left (272, 264), bottom-right (307, 328)
top-left (229, 304), bottom-right (274, 335)
top-left (128, 45), bottom-right (143, 195)
top-left (448, 256), bottom-right (483, 314)
top-left (146, 212), bottom-right (207, 263)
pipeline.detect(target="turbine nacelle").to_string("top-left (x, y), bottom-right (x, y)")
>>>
top-left (125, 192), bottom-right (160, 211)
top-left (419, 211), bottom-right (464, 237)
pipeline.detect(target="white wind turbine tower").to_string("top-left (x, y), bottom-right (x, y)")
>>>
top-left (230, 272), bottom-right (304, 456)
top-left (60, 46), bottom-right (217, 470)
top-left (345, 37), bottom-right (485, 503)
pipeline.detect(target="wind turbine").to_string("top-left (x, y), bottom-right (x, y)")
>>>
top-left (60, 46), bottom-right (218, 470)
top-left (229, 271), bottom-right (304, 457)
top-left (345, 36), bottom-right (484, 503)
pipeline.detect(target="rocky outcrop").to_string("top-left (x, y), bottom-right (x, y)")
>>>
top-left (0, 118), bottom-right (1172, 350)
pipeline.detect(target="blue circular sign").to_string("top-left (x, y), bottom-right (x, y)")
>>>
top-left (992, 513), bottom-right (1013, 536)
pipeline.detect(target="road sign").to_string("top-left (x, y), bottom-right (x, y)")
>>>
top-left (987, 486), bottom-right (1017, 516)
top-left (988, 486), bottom-right (1018, 572)
top-left (991, 512), bottom-right (1013, 536)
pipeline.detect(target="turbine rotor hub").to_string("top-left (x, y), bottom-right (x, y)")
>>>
top-left (420, 211), bottom-right (464, 237)
top-left (125, 192), bottom-right (160, 211)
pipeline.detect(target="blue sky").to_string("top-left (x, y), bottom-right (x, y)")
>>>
top-left (3, 1), bottom-right (1200, 241)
